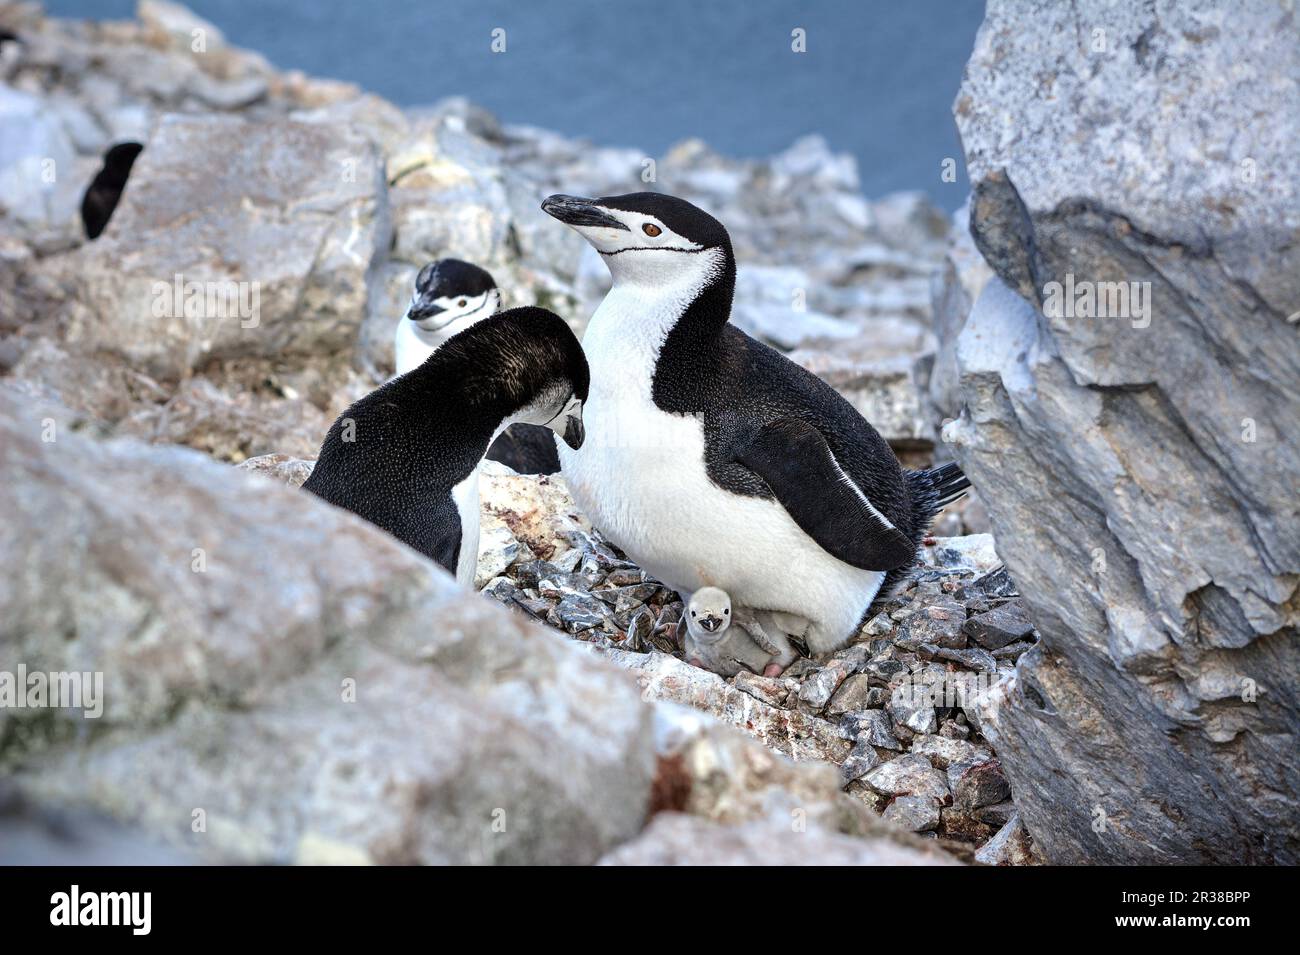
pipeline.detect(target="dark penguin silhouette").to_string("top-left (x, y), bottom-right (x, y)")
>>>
top-left (80, 142), bottom-right (143, 240)
top-left (542, 191), bottom-right (968, 663)
top-left (396, 258), bottom-right (563, 475)
top-left (305, 307), bottom-right (588, 583)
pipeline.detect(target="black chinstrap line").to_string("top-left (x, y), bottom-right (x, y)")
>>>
top-left (599, 245), bottom-right (708, 256)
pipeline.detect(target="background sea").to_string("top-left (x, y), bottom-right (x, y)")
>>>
top-left (47, 0), bottom-right (985, 209)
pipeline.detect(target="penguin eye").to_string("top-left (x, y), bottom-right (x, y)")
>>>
top-left (724, 608), bottom-right (730, 615)
top-left (691, 610), bottom-right (697, 617)
top-left (642, 223), bottom-right (662, 237)
top-left (458, 299), bottom-right (467, 307)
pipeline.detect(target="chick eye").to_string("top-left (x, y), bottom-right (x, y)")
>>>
top-left (691, 610), bottom-right (697, 617)
top-left (458, 299), bottom-right (467, 307)
top-left (724, 608), bottom-right (730, 615)
top-left (642, 223), bottom-right (662, 237)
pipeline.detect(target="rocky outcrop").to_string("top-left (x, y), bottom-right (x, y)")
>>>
top-left (59, 114), bottom-right (389, 379)
top-left (927, 200), bottom-right (990, 422)
top-left (598, 813), bottom-right (957, 866)
top-left (0, 386), bottom-right (658, 864)
top-left (942, 0), bottom-right (1300, 863)
top-left (4, 387), bottom-right (972, 864)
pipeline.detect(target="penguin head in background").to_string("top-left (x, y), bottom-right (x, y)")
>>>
top-left (435, 306), bottom-right (589, 449)
top-left (406, 259), bottom-right (501, 334)
top-left (686, 587), bottom-right (732, 644)
top-left (541, 192), bottom-right (731, 287)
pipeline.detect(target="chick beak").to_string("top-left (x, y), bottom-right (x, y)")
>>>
top-left (699, 614), bottom-right (723, 633)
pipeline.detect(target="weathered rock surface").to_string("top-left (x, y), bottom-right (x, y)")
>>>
top-left (598, 812), bottom-right (956, 866)
top-left (973, 813), bottom-right (1037, 867)
top-left (0, 783), bottom-right (196, 865)
top-left (963, 600), bottom-right (1033, 650)
top-left (928, 199), bottom-right (992, 421)
top-left (603, 650), bottom-right (853, 765)
top-left (864, 754), bottom-right (950, 803)
top-left (883, 795), bottom-right (941, 833)
top-left (235, 451), bottom-right (314, 487)
top-left (60, 114), bottom-right (389, 378)
top-left (0, 387), bottom-right (656, 864)
top-left (944, 0), bottom-right (1300, 863)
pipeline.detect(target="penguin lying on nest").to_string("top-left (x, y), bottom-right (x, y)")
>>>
top-left (305, 307), bottom-right (588, 585)
top-left (542, 192), bottom-right (969, 670)
top-left (396, 259), bottom-right (566, 475)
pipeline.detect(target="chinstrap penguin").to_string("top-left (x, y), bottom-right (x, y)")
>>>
top-left (304, 307), bottom-right (588, 584)
top-left (683, 587), bottom-right (801, 678)
top-left (395, 259), bottom-right (501, 376)
top-left (395, 259), bottom-right (564, 475)
top-left (541, 192), bottom-right (968, 663)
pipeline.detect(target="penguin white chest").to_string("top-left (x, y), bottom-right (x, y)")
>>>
top-left (393, 321), bottom-right (440, 378)
top-left (561, 396), bottom-right (771, 585)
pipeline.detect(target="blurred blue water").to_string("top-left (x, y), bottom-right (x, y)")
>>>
top-left (46, 0), bottom-right (984, 209)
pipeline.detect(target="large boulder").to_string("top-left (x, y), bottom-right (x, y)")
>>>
top-left (0, 387), bottom-right (655, 864)
top-left (944, 0), bottom-right (1299, 863)
top-left (0, 84), bottom-right (90, 245)
top-left (58, 114), bottom-right (390, 379)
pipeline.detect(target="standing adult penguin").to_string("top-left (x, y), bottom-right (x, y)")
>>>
top-left (395, 259), bottom-right (565, 475)
top-left (305, 307), bottom-right (587, 585)
top-left (541, 192), bottom-right (968, 661)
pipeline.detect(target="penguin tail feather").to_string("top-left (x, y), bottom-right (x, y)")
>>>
top-left (915, 461), bottom-right (972, 515)
top-left (868, 463), bottom-right (972, 614)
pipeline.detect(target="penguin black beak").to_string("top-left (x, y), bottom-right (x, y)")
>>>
top-left (561, 409), bottom-right (585, 450)
top-left (699, 614), bottom-right (723, 633)
top-left (541, 194), bottom-right (629, 231)
top-left (547, 396), bottom-right (585, 450)
top-left (407, 301), bottom-right (446, 322)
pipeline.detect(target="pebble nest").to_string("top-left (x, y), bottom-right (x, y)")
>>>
top-left (480, 524), bottom-right (1041, 857)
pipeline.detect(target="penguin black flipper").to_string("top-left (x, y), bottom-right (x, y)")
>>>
top-left (734, 417), bottom-right (916, 572)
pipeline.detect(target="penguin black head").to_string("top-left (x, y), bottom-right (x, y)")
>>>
top-left (429, 306), bottom-right (589, 449)
top-left (81, 141), bottom-right (144, 240)
top-left (542, 192), bottom-right (731, 285)
top-left (407, 258), bottom-right (500, 333)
